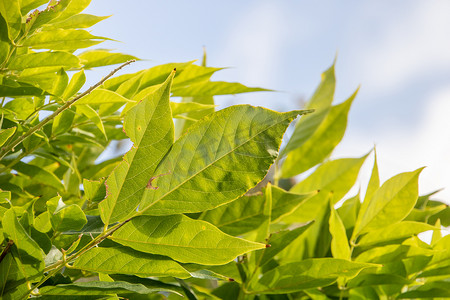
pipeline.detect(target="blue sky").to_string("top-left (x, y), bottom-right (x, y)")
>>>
top-left (84, 1), bottom-right (450, 202)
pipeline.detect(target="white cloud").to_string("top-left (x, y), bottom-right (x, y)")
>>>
top-left (352, 1), bottom-right (450, 94)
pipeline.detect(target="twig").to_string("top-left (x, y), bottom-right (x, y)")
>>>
top-left (0, 60), bottom-right (136, 160)
top-left (0, 240), bottom-right (14, 264)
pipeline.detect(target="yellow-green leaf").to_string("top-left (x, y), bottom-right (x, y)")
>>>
top-left (111, 215), bottom-right (265, 265)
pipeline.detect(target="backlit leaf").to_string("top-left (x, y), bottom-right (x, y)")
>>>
top-left (62, 69), bottom-right (86, 100)
top-left (79, 49), bottom-right (138, 69)
top-left (2, 209), bottom-right (45, 281)
top-left (21, 29), bottom-right (107, 50)
top-left (98, 72), bottom-right (175, 225)
top-left (111, 214), bottom-right (265, 265)
top-left (200, 186), bottom-right (313, 235)
top-left (248, 258), bottom-right (377, 294)
top-left (329, 202), bottom-right (350, 260)
top-left (44, 14), bottom-right (109, 30)
top-left (0, 127), bottom-right (16, 147)
top-left (0, 0), bottom-right (21, 40)
top-left (47, 196), bottom-right (87, 232)
top-left (172, 81), bottom-right (270, 97)
top-left (74, 88), bottom-right (131, 106)
top-left (138, 106), bottom-right (310, 216)
top-left (357, 221), bottom-right (437, 247)
top-left (8, 51), bottom-right (81, 70)
top-left (281, 89), bottom-right (357, 177)
top-left (353, 168), bottom-right (423, 237)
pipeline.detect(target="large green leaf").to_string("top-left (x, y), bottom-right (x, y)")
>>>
top-left (98, 72), bottom-right (175, 225)
top-left (248, 258), bottom-right (377, 294)
top-left (137, 105), bottom-right (309, 216)
top-left (111, 214), bottom-right (265, 265)
top-left (200, 186), bottom-right (313, 235)
top-left (281, 89), bottom-right (357, 177)
top-left (0, 0), bottom-right (21, 40)
top-left (0, 84), bottom-right (45, 97)
top-left (73, 246), bottom-right (191, 279)
top-left (2, 209), bottom-right (45, 281)
top-left (79, 49), bottom-right (138, 69)
top-left (8, 51), bottom-right (81, 70)
top-left (50, 0), bottom-right (92, 23)
top-left (21, 29), bottom-right (107, 50)
top-left (353, 168), bottom-right (423, 237)
top-left (356, 221), bottom-right (437, 247)
top-left (172, 81), bottom-right (270, 97)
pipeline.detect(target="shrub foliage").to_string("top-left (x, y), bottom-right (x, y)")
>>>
top-left (0, 1), bottom-right (449, 299)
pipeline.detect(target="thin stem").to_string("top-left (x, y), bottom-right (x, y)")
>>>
top-left (27, 218), bottom-right (131, 299)
top-left (0, 60), bottom-right (135, 160)
top-left (0, 240), bottom-right (14, 264)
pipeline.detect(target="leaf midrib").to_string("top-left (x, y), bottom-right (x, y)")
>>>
top-left (140, 110), bottom-right (303, 214)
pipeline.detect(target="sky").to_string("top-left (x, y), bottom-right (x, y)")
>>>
top-left (83, 1), bottom-right (450, 203)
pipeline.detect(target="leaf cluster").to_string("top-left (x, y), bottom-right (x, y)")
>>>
top-left (0, 1), bottom-right (448, 299)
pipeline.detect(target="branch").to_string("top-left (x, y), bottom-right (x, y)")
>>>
top-left (0, 60), bottom-right (136, 160)
top-left (0, 240), bottom-right (14, 264)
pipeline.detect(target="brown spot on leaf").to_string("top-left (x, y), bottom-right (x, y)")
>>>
top-left (146, 171), bottom-right (172, 190)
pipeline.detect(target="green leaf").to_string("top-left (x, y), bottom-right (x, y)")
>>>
top-left (83, 178), bottom-right (106, 205)
top-left (2, 209), bottom-right (45, 281)
top-left (285, 155), bottom-right (368, 225)
top-left (337, 193), bottom-right (361, 230)
top-left (347, 273), bottom-right (410, 288)
top-left (0, 252), bottom-right (29, 300)
top-left (98, 72), bottom-right (175, 225)
top-left (259, 222), bottom-right (314, 266)
top-left (79, 49), bottom-right (138, 69)
top-left (21, 29), bottom-right (107, 50)
top-left (52, 108), bottom-right (76, 136)
top-left (43, 14), bottom-right (109, 30)
top-left (200, 186), bottom-right (313, 235)
top-left (172, 64), bottom-right (223, 88)
top-left (0, 0), bottom-right (22, 40)
top-left (248, 258), bottom-right (377, 294)
top-left (19, 0), bottom-right (48, 15)
top-left (73, 246), bottom-right (191, 279)
top-left (8, 51), bottom-right (81, 70)
top-left (51, 67), bottom-right (68, 98)
top-left (170, 101), bottom-right (216, 117)
top-left (329, 202), bottom-right (351, 260)
top-left (74, 88), bottom-right (132, 106)
top-left (111, 214), bottom-right (265, 265)
top-left (356, 221), bottom-right (437, 247)
top-left (47, 196), bottom-right (87, 232)
top-left (13, 161), bottom-right (65, 191)
top-left (76, 104), bottom-right (107, 139)
top-left (0, 12), bottom-right (11, 66)
top-left (397, 281), bottom-right (450, 298)
top-left (280, 63), bottom-right (335, 157)
top-left (281, 89), bottom-right (357, 177)
top-left (0, 127), bottom-right (16, 147)
top-left (62, 69), bottom-right (86, 100)
top-left (0, 84), bottom-right (45, 97)
top-left (34, 211), bottom-right (52, 233)
top-left (39, 280), bottom-right (181, 296)
top-left (50, 0), bottom-right (92, 23)
top-left (138, 106), bottom-right (309, 216)
top-left (172, 81), bottom-right (270, 97)
top-left (26, 0), bottom-right (71, 33)
top-left (353, 168), bottom-right (424, 237)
